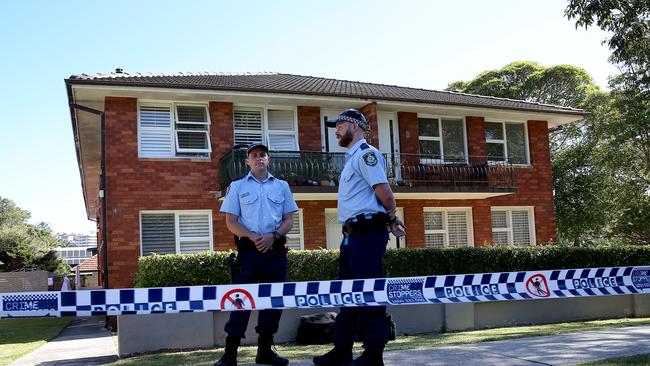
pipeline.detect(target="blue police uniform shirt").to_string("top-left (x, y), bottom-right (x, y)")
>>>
top-left (337, 139), bottom-right (388, 223)
top-left (221, 171), bottom-right (299, 234)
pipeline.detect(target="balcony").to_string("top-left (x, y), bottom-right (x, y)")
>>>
top-left (220, 150), bottom-right (517, 195)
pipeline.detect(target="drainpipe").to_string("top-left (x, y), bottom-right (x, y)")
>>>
top-left (69, 103), bottom-right (109, 290)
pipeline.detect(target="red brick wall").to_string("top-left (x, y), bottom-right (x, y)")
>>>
top-left (101, 96), bottom-right (557, 287)
top-left (103, 97), bottom-right (232, 288)
top-left (299, 201), bottom-right (335, 249)
top-left (359, 102), bottom-right (378, 146)
top-left (297, 106), bottom-right (322, 151)
top-left (466, 116), bottom-right (487, 165)
top-left (488, 120), bottom-right (557, 243)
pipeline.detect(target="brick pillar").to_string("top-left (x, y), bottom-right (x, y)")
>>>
top-left (528, 120), bottom-right (557, 243)
top-left (104, 96), bottom-right (139, 289)
top-left (210, 102), bottom-right (235, 250)
top-left (301, 202), bottom-right (326, 249)
top-left (359, 102), bottom-right (378, 146)
top-left (466, 116), bottom-right (487, 164)
top-left (297, 106), bottom-right (322, 151)
top-left (472, 203), bottom-right (492, 246)
top-left (398, 112), bottom-right (419, 165)
top-left (403, 204), bottom-right (425, 248)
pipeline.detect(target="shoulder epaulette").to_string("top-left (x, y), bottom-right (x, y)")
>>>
top-left (360, 143), bottom-right (370, 150)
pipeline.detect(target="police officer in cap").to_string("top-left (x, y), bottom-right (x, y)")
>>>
top-left (216, 142), bottom-right (298, 366)
top-left (314, 109), bottom-right (406, 366)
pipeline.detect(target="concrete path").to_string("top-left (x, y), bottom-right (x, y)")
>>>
top-left (10, 320), bottom-right (650, 365)
top-left (284, 325), bottom-right (650, 366)
top-left (9, 316), bottom-right (118, 366)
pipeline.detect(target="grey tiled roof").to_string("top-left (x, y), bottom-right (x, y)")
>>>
top-left (67, 72), bottom-right (587, 115)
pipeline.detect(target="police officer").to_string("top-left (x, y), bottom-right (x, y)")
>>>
top-left (216, 142), bottom-right (298, 366)
top-left (314, 109), bottom-right (406, 366)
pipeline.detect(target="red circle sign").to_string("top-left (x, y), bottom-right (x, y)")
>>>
top-left (220, 288), bottom-right (256, 310)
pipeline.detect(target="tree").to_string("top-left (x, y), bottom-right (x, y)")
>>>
top-left (0, 196), bottom-right (69, 273)
top-left (565, 0), bottom-right (650, 244)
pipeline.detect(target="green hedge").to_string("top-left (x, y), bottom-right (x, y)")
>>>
top-left (134, 246), bottom-right (650, 288)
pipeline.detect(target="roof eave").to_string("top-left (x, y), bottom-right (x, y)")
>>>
top-left (65, 78), bottom-right (588, 117)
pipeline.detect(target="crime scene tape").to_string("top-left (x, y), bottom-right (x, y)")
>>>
top-left (2, 265), bottom-right (650, 319)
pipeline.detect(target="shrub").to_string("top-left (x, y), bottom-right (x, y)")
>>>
top-left (134, 245), bottom-right (650, 288)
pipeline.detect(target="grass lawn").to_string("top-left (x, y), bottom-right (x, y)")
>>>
top-left (105, 317), bottom-right (650, 366)
top-left (0, 317), bottom-right (71, 366)
top-left (578, 354), bottom-right (650, 365)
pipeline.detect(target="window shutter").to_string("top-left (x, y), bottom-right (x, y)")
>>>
top-left (447, 211), bottom-right (468, 247)
top-left (139, 106), bottom-right (173, 157)
top-left (267, 109), bottom-right (297, 150)
top-left (424, 211), bottom-right (445, 248)
top-left (178, 214), bottom-right (211, 253)
top-left (141, 214), bottom-right (176, 255)
top-left (234, 108), bottom-right (263, 145)
top-left (267, 110), bottom-right (295, 131)
top-left (511, 210), bottom-right (531, 245)
top-left (286, 211), bottom-right (303, 250)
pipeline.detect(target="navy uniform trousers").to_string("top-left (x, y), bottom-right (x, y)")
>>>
top-left (333, 226), bottom-right (389, 350)
top-left (224, 245), bottom-right (288, 338)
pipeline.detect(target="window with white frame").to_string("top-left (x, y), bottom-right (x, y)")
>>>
top-left (491, 207), bottom-right (535, 245)
top-left (418, 116), bottom-right (466, 163)
top-left (423, 208), bottom-right (472, 248)
top-left (485, 121), bottom-right (528, 164)
top-left (140, 211), bottom-right (213, 255)
top-left (234, 107), bottom-right (298, 150)
top-left (285, 210), bottom-right (304, 250)
top-left (139, 103), bottom-right (211, 158)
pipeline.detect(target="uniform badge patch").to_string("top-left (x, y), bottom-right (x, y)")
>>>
top-left (363, 152), bottom-right (378, 166)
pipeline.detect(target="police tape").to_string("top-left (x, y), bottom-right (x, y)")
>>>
top-left (2, 265), bottom-right (650, 318)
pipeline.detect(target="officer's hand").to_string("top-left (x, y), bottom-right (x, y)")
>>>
top-left (389, 218), bottom-right (406, 237)
top-left (253, 233), bottom-right (274, 253)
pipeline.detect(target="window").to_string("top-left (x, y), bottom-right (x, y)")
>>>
top-left (139, 103), bottom-right (211, 158)
top-left (140, 211), bottom-right (213, 255)
top-left (485, 121), bottom-right (528, 164)
top-left (491, 207), bottom-right (535, 245)
top-left (286, 210), bottom-right (304, 250)
top-left (234, 107), bottom-right (299, 150)
top-left (418, 116), bottom-right (466, 163)
top-left (423, 208), bottom-right (472, 248)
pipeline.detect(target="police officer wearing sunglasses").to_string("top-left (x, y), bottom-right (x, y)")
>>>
top-left (216, 142), bottom-right (298, 366)
top-left (314, 109), bottom-right (406, 366)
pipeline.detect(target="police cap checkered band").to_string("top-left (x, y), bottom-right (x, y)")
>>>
top-left (246, 142), bottom-right (269, 155)
top-left (325, 109), bottom-right (368, 130)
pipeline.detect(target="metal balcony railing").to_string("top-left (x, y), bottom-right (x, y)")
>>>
top-left (220, 150), bottom-right (517, 191)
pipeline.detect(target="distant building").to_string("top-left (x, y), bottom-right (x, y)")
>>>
top-left (53, 246), bottom-right (96, 266)
top-left (56, 232), bottom-right (98, 247)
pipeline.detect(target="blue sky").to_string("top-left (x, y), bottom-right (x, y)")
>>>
top-left (0, 0), bottom-right (616, 234)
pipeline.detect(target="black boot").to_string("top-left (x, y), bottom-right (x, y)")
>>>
top-left (313, 346), bottom-right (353, 366)
top-left (345, 348), bottom-right (384, 366)
top-left (214, 335), bottom-right (239, 366)
top-left (255, 334), bottom-right (289, 366)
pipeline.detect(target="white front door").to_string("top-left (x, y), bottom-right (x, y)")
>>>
top-left (325, 208), bottom-right (406, 249)
top-left (377, 112), bottom-right (400, 181)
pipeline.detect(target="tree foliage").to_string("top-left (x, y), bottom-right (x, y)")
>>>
top-left (565, 0), bottom-right (650, 244)
top-left (0, 196), bottom-right (69, 273)
top-left (447, 59), bottom-right (649, 245)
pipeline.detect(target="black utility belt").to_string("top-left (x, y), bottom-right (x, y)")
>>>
top-left (235, 235), bottom-right (287, 253)
top-left (342, 212), bottom-right (389, 236)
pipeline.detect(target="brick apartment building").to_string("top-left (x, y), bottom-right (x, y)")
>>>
top-left (65, 71), bottom-right (586, 288)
